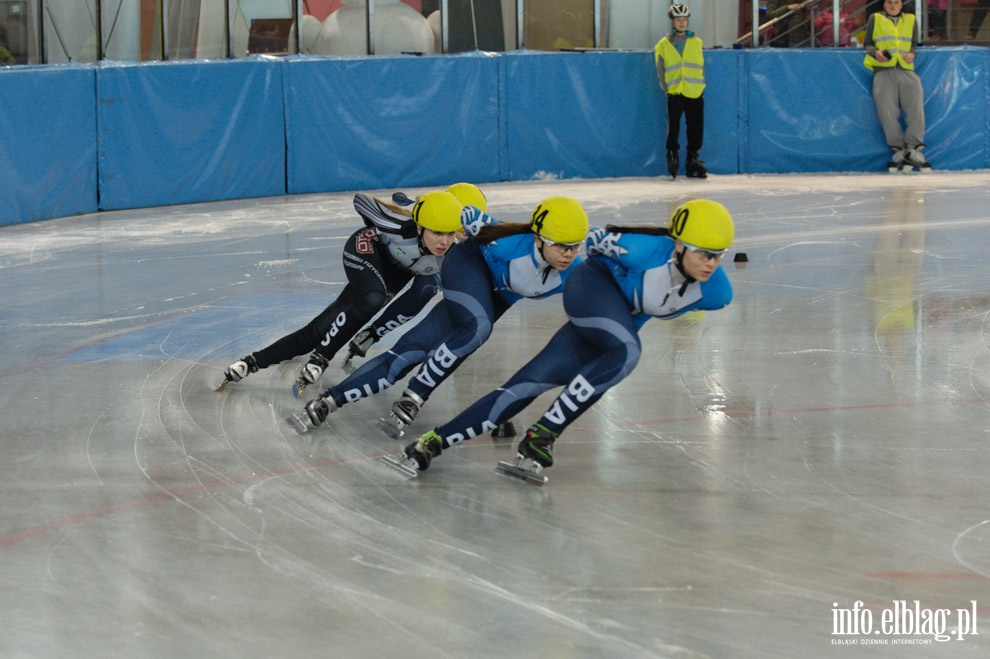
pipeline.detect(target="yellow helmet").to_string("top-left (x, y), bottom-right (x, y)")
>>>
top-left (412, 191), bottom-right (463, 233)
top-left (669, 199), bottom-right (734, 252)
top-left (529, 196), bottom-right (590, 244)
top-left (445, 182), bottom-right (487, 213)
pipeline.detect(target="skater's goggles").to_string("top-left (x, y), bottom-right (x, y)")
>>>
top-left (682, 242), bottom-right (727, 261)
top-left (540, 236), bottom-right (583, 254)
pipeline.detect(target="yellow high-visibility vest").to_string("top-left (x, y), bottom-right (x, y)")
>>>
top-left (654, 36), bottom-right (705, 98)
top-left (864, 13), bottom-right (915, 71)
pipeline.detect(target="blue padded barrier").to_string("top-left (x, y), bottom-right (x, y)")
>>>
top-left (283, 52), bottom-right (501, 194)
top-left (0, 47), bottom-right (987, 227)
top-left (0, 65), bottom-right (98, 226)
top-left (739, 47), bottom-right (986, 173)
top-left (501, 50), bottom-right (665, 180)
top-left (96, 58), bottom-right (286, 211)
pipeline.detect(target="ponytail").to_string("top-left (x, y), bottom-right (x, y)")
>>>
top-left (604, 224), bottom-right (672, 237)
top-left (473, 222), bottom-right (533, 245)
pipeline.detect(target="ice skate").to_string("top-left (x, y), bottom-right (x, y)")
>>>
top-left (495, 423), bottom-right (557, 486)
top-left (285, 395), bottom-right (336, 434)
top-left (380, 431), bottom-right (443, 479)
top-left (903, 147), bottom-right (931, 174)
top-left (216, 354), bottom-right (258, 391)
top-left (666, 149), bottom-right (679, 179)
top-left (686, 151), bottom-right (707, 179)
top-left (886, 147), bottom-right (906, 174)
top-left (342, 328), bottom-right (376, 368)
top-left (292, 353), bottom-right (330, 398)
top-left (375, 390), bottom-right (424, 439)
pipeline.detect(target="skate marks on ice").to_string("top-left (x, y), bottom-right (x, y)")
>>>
top-left (3, 174), bottom-right (990, 657)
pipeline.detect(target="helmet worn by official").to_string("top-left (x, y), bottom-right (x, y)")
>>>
top-left (668, 4), bottom-right (691, 19)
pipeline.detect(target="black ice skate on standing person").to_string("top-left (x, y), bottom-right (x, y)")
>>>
top-left (654, 4), bottom-right (707, 180)
top-left (216, 189), bottom-right (466, 393)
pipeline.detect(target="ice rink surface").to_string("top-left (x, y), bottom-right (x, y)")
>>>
top-left (2, 173), bottom-right (989, 658)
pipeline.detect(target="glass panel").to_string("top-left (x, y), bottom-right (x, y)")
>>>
top-left (42, 0), bottom-right (99, 63)
top-left (231, 0), bottom-right (294, 57)
top-left (382, 0), bottom-right (437, 54)
top-left (100, 0), bottom-right (145, 60)
top-left (523, 0), bottom-right (593, 50)
top-left (443, 0), bottom-right (509, 52)
top-left (164, 0), bottom-right (204, 60)
top-left (0, 0), bottom-right (31, 64)
top-left (605, 0), bottom-right (666, 49)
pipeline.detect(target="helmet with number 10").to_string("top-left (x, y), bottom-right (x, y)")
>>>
top-left (669, 199), bottom-right (734, 252)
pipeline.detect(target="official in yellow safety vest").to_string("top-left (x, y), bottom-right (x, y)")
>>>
top-left (862, 0), bottom-right (931, 172)
top-left (653, 4), bottom-right (706, 179)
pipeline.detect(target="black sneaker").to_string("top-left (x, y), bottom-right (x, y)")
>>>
top-left (686, 151), bottom-right (707, 179)
top-left (517, 424), bottom-right (557, 468)
top-left (666, 149), bottom-right (679, 178)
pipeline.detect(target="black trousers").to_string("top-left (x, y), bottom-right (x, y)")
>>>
top-left (665, 93), bottom-right (704, 154)
top-left (253, 227), bottom-right (412, 369)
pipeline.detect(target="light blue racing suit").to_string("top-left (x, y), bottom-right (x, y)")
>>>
top-left (431, 227), bottom-right (733, 447)
top-left (323, 206), bottom-right (587, 411)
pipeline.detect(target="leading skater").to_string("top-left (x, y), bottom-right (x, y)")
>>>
top-left (217, 187), bottom-right (471, 393)
top-left (291, 196), bottom-right (591, 437)
top-left (395, 198), bottom-right (735, 481)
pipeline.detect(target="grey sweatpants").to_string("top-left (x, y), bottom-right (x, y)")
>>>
top-left (872, 67), bottom-right (926, 151)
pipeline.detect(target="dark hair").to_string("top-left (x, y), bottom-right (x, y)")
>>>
top-left (473, 222), bottom-right (533, 245)
top-left (604, 224), bottom-right (672, 237)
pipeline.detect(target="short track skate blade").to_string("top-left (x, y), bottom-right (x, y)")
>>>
top-left (291, 381), bottom-right (307, 398)
top-left (376, 417), bottom-right (404, 440)
top-left (495, 461), bottom-right (548, 486)
top-left (215, 376), bottom-right (231, 392)
top-left (381, 455), bottom-right (418, 479)
top-left (286, 413), bottom-right (312, 435)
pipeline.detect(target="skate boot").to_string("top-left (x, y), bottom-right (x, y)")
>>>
top-left (886, 147), bottom-right (906, 174)
top-left (381, 431), bottom-right (443, 479)
top-left (292, 353), bottom-right (330, 398)
top-left (686, 151), bottom-right (708, 179)
top-left (285, 395), bottom-right (337, 434)
top-left (666, 149), bottom-right (679, 179)
top-left (904, 147), bottom-right (931, 173)
top-left (495, 423), bottom-right (557, 486)
top-left (216, 354), bottom-right (258, 391)
top-left (376, 390), bottom-right (424, 439)
top-left (342, 327), bottom-right (376, 368)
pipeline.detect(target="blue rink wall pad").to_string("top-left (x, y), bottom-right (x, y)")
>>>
top-left (0, 47), bottom-right (987, 227)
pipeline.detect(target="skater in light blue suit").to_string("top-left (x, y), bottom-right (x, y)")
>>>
top-left (294, 196), bottom-right (592, 437)
top-left (400, 199), bottom-right (736, 480)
